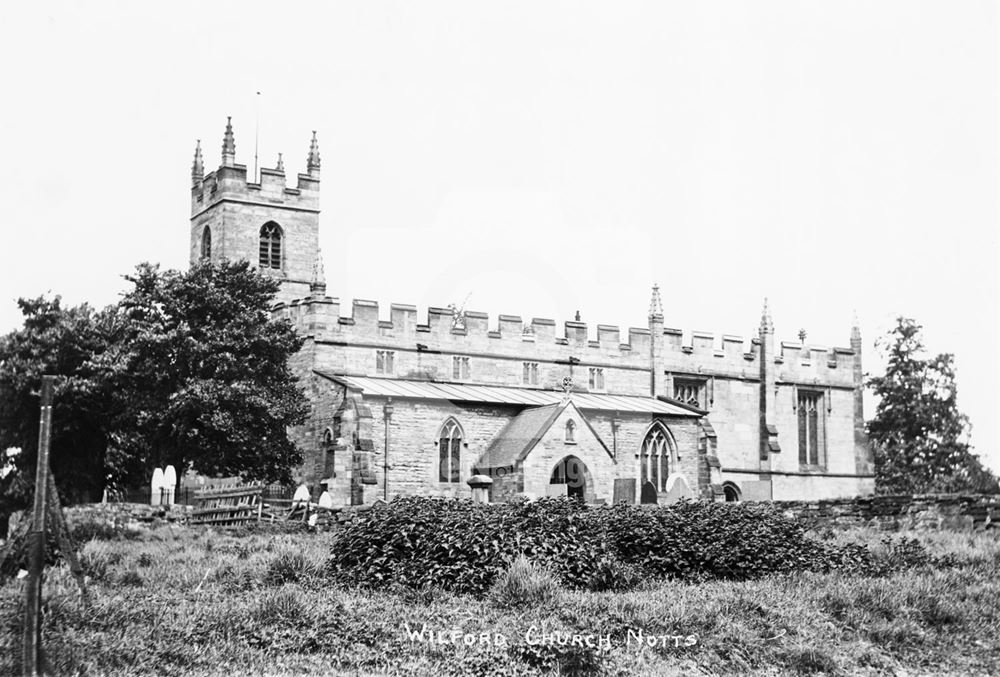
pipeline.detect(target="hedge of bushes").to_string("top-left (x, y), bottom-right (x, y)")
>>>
top-left (326, 497), bottom-right (887, 595)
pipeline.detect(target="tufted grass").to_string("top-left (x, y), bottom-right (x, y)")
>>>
top-left (0, 526), bottom-right (997, 676)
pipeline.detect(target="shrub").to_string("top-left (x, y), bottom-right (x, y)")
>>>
top-left (488, 555), bottom-right (560, 608)
top-left (328, 497), bottom-right (876, 595)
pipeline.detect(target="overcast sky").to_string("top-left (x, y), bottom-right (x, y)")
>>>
top-left (1, 1), bottom-right (997, 472)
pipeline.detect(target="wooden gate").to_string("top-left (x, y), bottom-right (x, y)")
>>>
top-left (191, 480), bottom-right (263, 526)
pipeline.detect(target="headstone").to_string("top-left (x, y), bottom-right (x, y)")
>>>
top-left (318, 491), bottom-right (333, 509)
top-left (546, 484), bottom-right (568, 497)
top-left (663, 474), bottom-right (695, 503)
top-left (163, 465), bottom-right (177, 506)
top-left (292, 484), bottom-right (311, 505)
top-left (640, 481), bottom-right (658, 505)
top-left (467, 474), bottom-right (494, 503)
top-left (613, 478), bottom-right (635, 504)
top-left (150, 468), bottom-right (164, 505)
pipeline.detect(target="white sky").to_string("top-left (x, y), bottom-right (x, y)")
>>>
top-left (1, 1), bottom-right (997, 472)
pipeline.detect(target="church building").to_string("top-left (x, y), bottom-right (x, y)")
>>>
top-left (189, 120), bottom-right (875, 506)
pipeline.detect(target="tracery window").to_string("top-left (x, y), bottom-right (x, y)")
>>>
top-left (673, 379), bottom-right (706, 408)
top-left (639, 424), bottom-right (672, 493)
top-left (259, 222), bottom-right (282, 269)
top-left (797, 390), bottom-right (825, 466)
top-left (438, 418), bottom-right (462, 483)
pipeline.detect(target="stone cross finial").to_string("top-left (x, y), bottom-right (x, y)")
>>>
top-left (560, 376), bottom-right (574, 403)
top-left (191, 140), bottom-right (204, 184)
top-left (798, 328), bottom-right (807, 343)
top-left (648, 283), bottom-right (663, 320)
top-left (221, 116), bottom-right (236, 167)
top-left (307, 131), bottom-right (321, 177)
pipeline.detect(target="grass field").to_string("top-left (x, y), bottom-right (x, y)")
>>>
top-left (1, 525), bottom-right (998, 676)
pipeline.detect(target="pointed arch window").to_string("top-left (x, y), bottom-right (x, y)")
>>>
top-left (639, 424), bottom-right (672, 493)
top-left (259, 222), bottom-right (282, 269)
top-left (322, 428), bottom-right (336, 478)
top-left (438, 418), bottom-right (462, 483)
top-left (564, 419), bottom-right (576, 444)
top-left (201, 226), bottom-right (212, 261)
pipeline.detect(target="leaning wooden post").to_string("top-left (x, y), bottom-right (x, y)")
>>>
top-left (23, 375), bottom-right (54, 677)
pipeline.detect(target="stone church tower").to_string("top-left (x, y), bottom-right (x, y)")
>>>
top-left (189, 118), bottom-right (322, 304)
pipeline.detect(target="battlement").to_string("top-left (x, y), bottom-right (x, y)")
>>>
top-left (191, 163), bottom-right (319, 217)
top-left (274, 293), bottom-right (859, 384)
top-left (190, 120), bottom-right (320, 218)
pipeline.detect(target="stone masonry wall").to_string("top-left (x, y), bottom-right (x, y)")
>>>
top-left (765, 494), bottom-right (1000, 531)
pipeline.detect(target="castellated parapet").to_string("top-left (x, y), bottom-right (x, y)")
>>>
top-left (275, 294), bottom-right (859, 396)
top-left (189, 119), bottom-right (321, 305)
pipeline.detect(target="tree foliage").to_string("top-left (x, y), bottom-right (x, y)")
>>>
top-left (0, 260), bottom-right (310, 523)
top-left (0, 297), bottom-right (117, 515)
top-left (867, 317), bottom-right (998, 494)
top-left (100, 260), bottom-right (309, 486)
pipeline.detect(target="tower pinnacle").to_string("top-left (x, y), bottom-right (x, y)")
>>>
top-left (310, 249), bottom-right (326, 297)
top-left (307, 131), bottom-right (320, 178)
top-left (648, 283), bottom-right (664, 321)
top-left (191, 140), bottom-right (203, 184)
top-left (851, 310), bottom-right (861, 342)
top-left (221, 116), bottom-right (236, 167)
top-left (276, 152), bottom-right (284, 173)
top-left (760, 298), bottom-right (774, 334)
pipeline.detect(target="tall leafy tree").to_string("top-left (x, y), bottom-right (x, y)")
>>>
top-left (868, 317), bottom-right (998, 494)
top-left (102, 260), bottom-right (309, 486)
top-left (0, 297), bottom-right (118, 520)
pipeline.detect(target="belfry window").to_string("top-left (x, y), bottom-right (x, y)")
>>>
top-left (259, 222), bottom-right (282, 269)
top-left (200, 226), bottom-right (212, 261)
top-left (522, 362), bottom-right (539, 385)
top-left (639, 424), bottom-right (672, 493)
top-left (438, 418), bottom-right (462, 483)
top-left (588, 367), bottom-right (605, 391)
top-left (797, 390), bottom-right (826, 466)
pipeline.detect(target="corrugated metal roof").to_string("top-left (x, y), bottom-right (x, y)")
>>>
top-left (315, 372), bottom-right (700, 417)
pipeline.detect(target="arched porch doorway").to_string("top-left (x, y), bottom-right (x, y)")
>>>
top-left (550, 455), bottom-right (590, 501)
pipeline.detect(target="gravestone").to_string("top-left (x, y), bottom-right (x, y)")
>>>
top-left (546, 484), bottom-right (568, 497)
top-left (292, 484), bottom-right (311, 505)
top-left (663, 474), bottom-right (695, 503)
top-left (150, 468), bottom-right (164, 505)
top-left (613, 478), bottom-right (635, 504)
top-left (163, 465), bottom-right (177, 505)
top-left (640, 481), bottom-right (658, 505)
